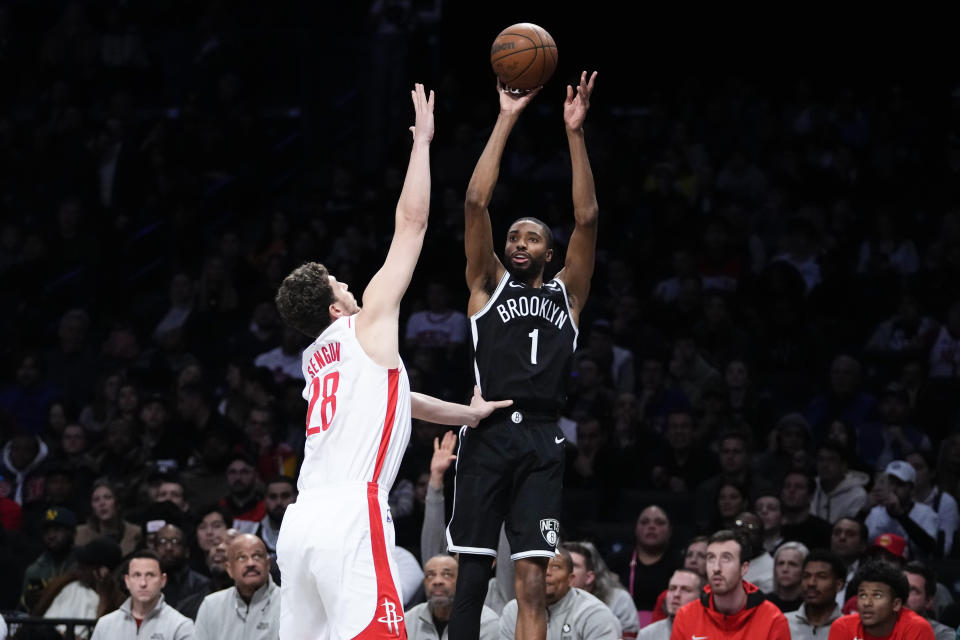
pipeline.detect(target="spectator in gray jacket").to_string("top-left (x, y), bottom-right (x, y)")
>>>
top-left (91, 550), bottom-right (194, 640)
top-left (564, 541), bottom-right (639, 638)
top-left (405, 554), bottom-right (499, 639)
top-left (195, 534), bottom-right (278, 640)
top-left (903, 561), bottom-right (954, 640)
top-left (498, 546), bottom-right (620, 640)
top-left (785, 550), bottom-right (845, 640)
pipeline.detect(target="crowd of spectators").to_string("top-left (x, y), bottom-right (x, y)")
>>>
top-left (1, 1), bottom-right (958, 639)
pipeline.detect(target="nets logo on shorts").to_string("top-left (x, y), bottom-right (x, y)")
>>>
top-left (540, 518), bottom-right (560, 546)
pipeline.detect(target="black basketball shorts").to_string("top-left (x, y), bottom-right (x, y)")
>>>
top-left (445, 408), bottom-right (565, 559)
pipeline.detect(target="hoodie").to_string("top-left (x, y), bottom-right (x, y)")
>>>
top-left (670, 581), bottom-right (790, 640)
top-left (1, 437), bottom-right (49, 505)
top-left (811, 470), bottom-right (869, 523)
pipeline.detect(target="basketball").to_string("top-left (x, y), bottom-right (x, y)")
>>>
top-left (489, 23), bottom-right (557, 91)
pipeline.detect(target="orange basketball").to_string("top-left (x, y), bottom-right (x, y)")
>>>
top-left (489, 23), bottom-right (557, 91)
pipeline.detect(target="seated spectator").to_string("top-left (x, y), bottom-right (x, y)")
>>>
top-left (753, 413), bottom-right (812, 490)
top-left (638, 568), bottom-right (704, 640)
top-left (178, 531), bottom-right (236, 620)
top-left (709, 481), bottom-right (749, 533)
top-left (634, 357), bottom-right (690, 435)
top-left (34, 536), bottom-right (125, 639)
top-left (780, 470), bottom-right (833, 550)
top-left (649, 409), bottom-right (717, 493)
top-left (785, 549), bottom-right (846, 639)
top-left (768, 541), bottom-right (809, 612)
top-left (607, 505), bottom-right (679, 613)
top-left (1, 433), bottom-right (49, 505)
top-left (499, 546), bottom-right (620, 640)
top-left (21, 464), bottom-right (86, 540)
top-left (404, 554), bottom-right (499, 640)
top-left (803, 354), bottom-right (876, 443)
top-left (90, 549), bottom-right (194, 640)
top-left (140, 392), bottom-right (190, 471)
top-left (864, 460), bottom-right (938, 560)
top-left (736, 511), bottom-right (774, 593)
top-left (928, 300), bottom-right (960, 379)
top-left (564, 541), bottom-right (639, 639)
top-left (193, 505), bottom-right (231, 575)
top-left (670, 529), bottom-right (790, 640)
top-left (155, 475), bottom-right (191, 513)
top-left (254, 325), bottom-right (307, 384)
top-left (829, 560), bottom-right (934, 639)
top-left (864, 293), bottom-right (937, 366)
top-left (0, 351), bottom-right (60, 436)
top-left (906, 450), bottom-right (959, 556)
top-left (194, 534), bottom-right (279, 639)
top-left (903, 561), bottom-right (954, 640)
top-left (830, 517), bottom-right (868, 605)
top-left (218, 452), bottom-right (265, 533)
top-left (255, 475), bottom-right (297, 559)
top-left (695, 432), bottom-right (775, 531)
top-left (584, 318), bottom-right (636, 394)
top-left (75, 479), bottom-right (142, 556)
top-left (648, 536), bottom-right (710, 625)
top-left (755, 493), bottom-right (784, 553)
top-left (404, 281), bottom-right (468, 355)
top-left (243, 406), bottom-right (297, 480)
top-left (564, 417), bottom-right (620, 491)
top-left (21, 506), bottom-right (78, 610)
top-left (91, 417), bottom-right (148, 505)
top-left (811, 441), bottom-right (869, 524)
top-left (153, 522), bottom-right (210, 613)
top-left (859, 383), bottom-right (932, 472)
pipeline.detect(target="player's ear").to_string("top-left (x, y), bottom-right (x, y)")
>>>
top-left (329, 302), bottom-right (344, 320)
top-left (545, 248), bottom-right (553, 263)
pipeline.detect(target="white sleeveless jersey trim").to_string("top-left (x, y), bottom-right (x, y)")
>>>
top-left (469, 272), bottom-right (510, 392)
top-left (297, 314), bottom-right (411, 493)
top-left (551, 277), bottom-right (579, 350)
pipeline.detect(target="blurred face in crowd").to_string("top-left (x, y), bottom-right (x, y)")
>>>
top-left (718, 485), bottom-right (747, 520)
top-left (775, 548), bottom-right (804, 591)
top-left (857, 581), bottom-right (900, 634)
top-left (226, 534), bottom-right (270, 596)
top-left (905, 571), bottom-right (932, 615)
top-left (829, 356), bottom-right (860, 396)
top-left (117, 384), bottom-right (139, 413)
top-left (545, 551), bottom-right (574, 605)
top-left (226, 459), bottom-right (256, 496)
top-left (831, 518), bottom-right (865, 560)
top-left (265, 481), bottom-right (296, 524)
top-left (725, 360), bottom-right (748, 390)
top-left (665, 413), bottom-right (693, 451)
top-left (755, 496), bottom-right (782, 533)
top-left (140, 400), bottom-right (168, 431)
top-left (45, 473), bottom-right (72, 503)
top-left (43, 524), bottom-right (74, 554)
top-left (91, 484), bottom-right (117, 522)
top-left (568, 551), bottom-right (595, 592)
top-left (197, 511), bottom-right (228, 552)
top-left (575, 419), bottom-right (605, 456)
top-left (734, 512), bottom-right (763, 556)
top-left (801, 560), bottom-right (843, 607)
top-left (10, 436), bottom-right (39, 470)
top-left (156, 482), bottom-right (187, 511)
top-left (906, 453), bottom-right (932, 492)
top-left (684, 540), bottom-right (708, 577)
top-left (706, 540), bottom-right (746, 597)
top-left (817, 447), bottom-right (846, 486)
top-left (635, 506), bottom-right (671, 551)
top-left (665, 570), bottom-right (702, 616)
top-left (718, 437), bottom-right (746, 475)
top-left (423, 555), bottom-right (458, 610)
top-left (781, 473), bottom-right (811, 511)
top-left (62, 424), bottom-right (87, 454)
top-left (155, 524), bottom-right (188, 572)
top-left (125, 557), bottom-right (166, 610)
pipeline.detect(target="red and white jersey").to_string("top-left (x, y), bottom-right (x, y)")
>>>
top-left (297, 314), bottom-right (411, 493)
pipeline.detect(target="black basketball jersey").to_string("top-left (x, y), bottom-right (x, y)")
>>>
top-left (471, 272), bottom-right (579, 406)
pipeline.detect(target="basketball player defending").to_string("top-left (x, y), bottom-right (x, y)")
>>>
top-left (274, 85), bottom-right (511, 640)
top-left (447, 71), bottom-right (599, 640)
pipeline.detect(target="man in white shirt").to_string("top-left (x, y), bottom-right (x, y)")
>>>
top-left (864, 460), bottom-right (939, 560)
top-left (91, 550), bottom-right (194, 639)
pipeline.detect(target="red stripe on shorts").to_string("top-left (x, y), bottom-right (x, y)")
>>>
top-left (354, 482), bottom-right (407, 639)
top-left (371, 368), bottom-right (399, 484)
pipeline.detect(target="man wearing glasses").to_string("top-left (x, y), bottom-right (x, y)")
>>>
top-left (152, 522), bottom-right (210, 614)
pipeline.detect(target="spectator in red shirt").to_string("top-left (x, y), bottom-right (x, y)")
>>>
top-left (828, 560), bottom-right (934, 639)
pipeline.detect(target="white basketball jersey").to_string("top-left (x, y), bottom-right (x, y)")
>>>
top-left (297, 314), bottom-right (411, 493)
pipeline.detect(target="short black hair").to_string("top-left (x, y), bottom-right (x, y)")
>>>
top-left (816, 439), bottom-right (850, 463)
top-left (126, 549), bottom-right (162, 574)
top-left (904, 561), bottom-right (937, 599)
top-left (707, 529), bottom-right (752, 564)
top-left (853, 560), bottom-right (910, 602)
top-left (833, 517), bottom-right (868, 543)
top-left (510, 216), bottom-right (554, 249)
top-left (266, 475), bottom-right (297, 491)
top-left (803, 549), bottom-right (847, 584)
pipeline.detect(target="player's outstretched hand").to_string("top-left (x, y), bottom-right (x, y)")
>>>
top-left (498, 79), bottom-right (540, 116)
top-left (429, 430), bottom-right (458, 488)
top-left (409, 82), bottom-right (435, 144)
top-left (563, 70), bottom-right (597, 132)
top-left (466, 385), bottom-right (513, 428)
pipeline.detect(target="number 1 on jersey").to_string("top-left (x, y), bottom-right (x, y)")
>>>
top-left (528, 329), bottom-right (539, 365)
top-left (306, 371), bottom-right (340, 436)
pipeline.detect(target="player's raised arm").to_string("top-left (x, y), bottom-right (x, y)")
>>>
top-left (464, 82), bottom-right (540, 314)
top-left (357, 83), bottom-right (434, 367)
top-left (554, 71), bottom-right (599, 323)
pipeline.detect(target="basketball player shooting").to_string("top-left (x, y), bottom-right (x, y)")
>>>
top-left (446, 71), bottom-right (599, 640)
top-left (273, 84), bottom-right (512, 640)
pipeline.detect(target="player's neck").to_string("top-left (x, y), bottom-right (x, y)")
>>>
top-left (712, 584), bottom-right (747, 615)
top-left (803, 600), bottom-right (836, 626)
top-left (863, 611), bottom-right (898, 637)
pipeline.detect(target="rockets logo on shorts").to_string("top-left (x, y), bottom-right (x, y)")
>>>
top-left (540, 518), bottom-right (560, 546)
top-left (377, 598), bottom-right (404, 635)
